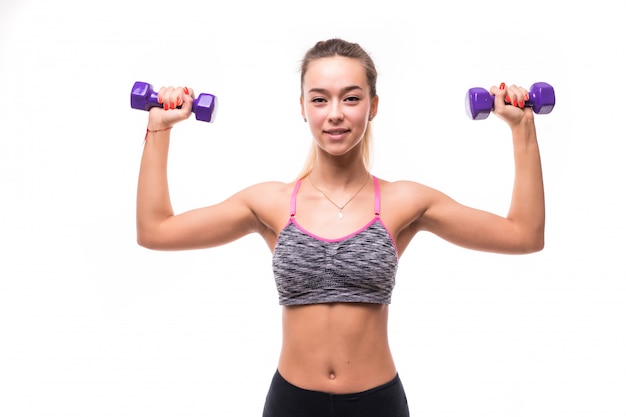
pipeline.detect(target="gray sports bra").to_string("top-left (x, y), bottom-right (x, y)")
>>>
top-left (272, 176), bottom-right (399, 306)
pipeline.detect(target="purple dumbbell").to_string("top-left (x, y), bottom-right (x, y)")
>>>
top-left (465, 82), bottom-right (555, 120)
top-left (130, 81), bottom-right (218, 123)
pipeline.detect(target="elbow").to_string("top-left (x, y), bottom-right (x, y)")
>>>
top-left (136, 227), bottom-right (161, 250)
top-left (530, 223), bottom-right (546, 253)
top-left (137, 236), bottom-right (152, 250)
top-left (136, 233), bottom-right (154, 250)
top-left (525, 238), bottom-right (544, 254)
top-left (518, 229), bottom-right (545, 254)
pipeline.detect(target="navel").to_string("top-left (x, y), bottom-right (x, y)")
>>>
top-left (328, 370), bottom-right (336, 380)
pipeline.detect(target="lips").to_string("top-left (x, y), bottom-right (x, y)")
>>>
top-left (324, 128), bottom-right (350, 136)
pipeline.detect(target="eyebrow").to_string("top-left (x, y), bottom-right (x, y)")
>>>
top-left (307, 85), bottom-right (364, 95)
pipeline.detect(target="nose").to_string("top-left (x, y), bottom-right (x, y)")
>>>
top-left (328, 101), bottom-right (344, 122)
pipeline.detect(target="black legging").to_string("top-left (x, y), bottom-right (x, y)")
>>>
top-left (262, 370), bottom-right (410, 417)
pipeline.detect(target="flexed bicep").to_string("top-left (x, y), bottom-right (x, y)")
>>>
top-left (137, 189), bottom-right (261, 251)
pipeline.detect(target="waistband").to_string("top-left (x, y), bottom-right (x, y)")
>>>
top-left (272, 370), bottom-right (401, 399)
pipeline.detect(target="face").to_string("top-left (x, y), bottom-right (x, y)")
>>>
top-left (300, 56), bottom-right (378, 158)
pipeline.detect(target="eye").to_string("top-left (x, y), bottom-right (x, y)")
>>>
top-left (344, 96), bottom-right (361, 103)
top-left (311, 97), bottom-right (326, 103)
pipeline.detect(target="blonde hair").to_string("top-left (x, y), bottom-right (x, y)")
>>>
top-left (297, 39), bottom-right (378, 179)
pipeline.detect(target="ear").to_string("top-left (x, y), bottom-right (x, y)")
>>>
top-left (369, 95), bottom-right (379, 121)
top-left (300, 96), bottom-right (306, 121)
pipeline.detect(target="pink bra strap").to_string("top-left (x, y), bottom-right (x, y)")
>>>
top-left (373, 176), bottom-right (381, 216)
top-left (290, 179), bottom-right (302, 217)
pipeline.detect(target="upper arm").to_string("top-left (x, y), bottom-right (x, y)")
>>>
top-left (137, 185), bottom-right (266, 251)
top-left (415, 186), bottom-right (543, 254)
top-left (418, 189), bottom-right (543, 253)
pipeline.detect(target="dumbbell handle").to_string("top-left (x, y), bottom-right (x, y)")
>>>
top-left (130, 81), bottom-right (217, 123)
top-left (465, 82), bottom-right (555, 120)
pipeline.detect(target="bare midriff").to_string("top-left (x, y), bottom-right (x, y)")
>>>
top-left (277, 302), bottom-right (397, 394)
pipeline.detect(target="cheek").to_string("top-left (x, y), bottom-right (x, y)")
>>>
top-left (347, 108), bottom-right (369, 125)
top-left (306, 107), bottom-right (326, 124)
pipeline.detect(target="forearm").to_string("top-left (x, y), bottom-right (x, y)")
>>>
top-left (507, 116), bottom-right (545, 250)
top-left (136, 128), bottom-right (174, 245)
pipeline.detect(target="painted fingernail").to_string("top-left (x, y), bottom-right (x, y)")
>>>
top-left (513, 99), bottom-right (518, 107)
top-left (505, 96), bottom-right (511, 103)
top-left (525, 93), bottom-right (529, 101)
top-left (184, 87), bottom-right (189, 95)
top-left (176, 97), bottom-right (183, 106)
top-left (164, 103), bottom-right (169, 110)
top-left (158, 96), bottom-right (163, 104)
top-left (519, 100), bottom-right (525, 108)
top-left (499, 82), bottom-right (506, 90)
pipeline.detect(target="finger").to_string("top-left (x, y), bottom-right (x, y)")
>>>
top-left (158, 86), bottom-right (176, 110)
top-left (181, 86), bottom-right (196, 110)
top-left (171, 87), bottom-right (186, 109)
top-left (507, 84), bottom-right (521, 107)
top-left (184, 86), bottom-right (195, 99)
top-left (517, 86), bottom-right (529, 108)
top-left (489, 82), bottom-right (507, 112)
top-left (506, 84), bottom-right (529, 108)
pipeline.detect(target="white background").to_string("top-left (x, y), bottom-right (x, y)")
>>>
top-left (1, 0), bottom-right (625, 416)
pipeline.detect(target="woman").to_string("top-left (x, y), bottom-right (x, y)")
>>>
top-left (136, 38), bottom-right (545, 416)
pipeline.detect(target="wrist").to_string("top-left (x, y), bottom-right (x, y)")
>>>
top-left (147, 107), bottom-right (175, 131)
top-left (143, 125), bottom-right (172, 143)
top-left (510, 115), bottom-right (535, 135)
top-left (511, 118), bottom-right (538, 149)
top-left (146, 126), bottom-right (173, 133)
top-left (147, 120), bottom-right (173, 131)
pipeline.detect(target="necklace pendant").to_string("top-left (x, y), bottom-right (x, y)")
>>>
top-left (338, 211), bottom-right (343, 220)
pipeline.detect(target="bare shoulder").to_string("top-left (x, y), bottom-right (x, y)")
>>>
top-left (373, 178), bottom-right (444, 255)
top-left (377, 178), bottom-right (440, 208)
top-left (240, 180), bottom-right (297, 234)
top-left (242, 180), bottom-right (296, 203)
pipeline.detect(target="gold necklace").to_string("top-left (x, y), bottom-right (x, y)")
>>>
top-left (308, 174), bottom-right (371, 219)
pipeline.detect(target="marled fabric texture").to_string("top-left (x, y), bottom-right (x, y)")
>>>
top-left (272, 219), bottom-right (398, 306)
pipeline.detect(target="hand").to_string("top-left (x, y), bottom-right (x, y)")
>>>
top-left (147, 86), bottom-right (196, 130)
top-left (489, 82), bottom-right (533, 127)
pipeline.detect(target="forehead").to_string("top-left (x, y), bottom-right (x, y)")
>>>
top-left (303, 56), bottom-right (368, 92)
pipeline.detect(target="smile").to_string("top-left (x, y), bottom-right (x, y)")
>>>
top-left (324, 128), bottom-right (350, 135)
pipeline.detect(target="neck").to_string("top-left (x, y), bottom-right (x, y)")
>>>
top-left (310, 167), bottom-right (370, 191)
top-left (310, 152), bottom-right (369, 189)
